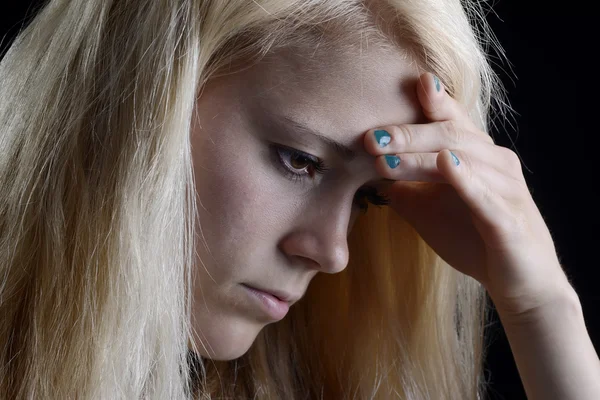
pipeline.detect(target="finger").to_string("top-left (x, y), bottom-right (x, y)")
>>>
top-left (367, 126), bottom-right (523, 180)
top-left (436, 149), bottom-right (532, 238)
top-left (374, 152), bottom-right (446, 182)
top-left (376, 150), bottom-right (524, 203)
top-left (365, 121), bottom-right (494, 157)
top-left (417, 72), bottom-right (479, 131)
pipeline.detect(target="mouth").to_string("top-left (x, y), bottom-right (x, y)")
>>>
top-left (241, 283), bottom-right (302, 304)
top-left (241, 283), bottom-right (293, 321)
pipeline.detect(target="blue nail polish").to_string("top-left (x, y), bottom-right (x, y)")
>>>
top-left (450, 151), bottom-right (460, 166)
top-left (433, 75), bottom-right (441, 92)
top-left (374, 129), bottom-right (391, 147)
top-left (385, 155), bottom-right (401, 169)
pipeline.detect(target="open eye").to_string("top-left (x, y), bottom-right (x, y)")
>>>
top-left (271, 144), bottom-right (329, 181)
top-left (270, 144), bottom-right (390, 211)
top-left (282, 149), bottom-right (316, 174)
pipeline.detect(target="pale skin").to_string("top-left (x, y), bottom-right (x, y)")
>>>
top-left (190, 40), bottom-right (600, 398)
top-left (368, 72), bottom-right (600, 399)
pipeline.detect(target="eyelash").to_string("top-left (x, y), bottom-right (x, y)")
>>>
top-left (270, 144), bottom-right (390, 212)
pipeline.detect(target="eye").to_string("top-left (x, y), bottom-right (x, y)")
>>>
top-left (271, 144), bottom-right (329, 182)
top-left (270, 144), bottom-right (390, 212)
top-left (354, 186), bottom-right (391, 213)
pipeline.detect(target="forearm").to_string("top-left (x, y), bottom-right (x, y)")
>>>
top-left (496, 287), bottom-right (600, 400)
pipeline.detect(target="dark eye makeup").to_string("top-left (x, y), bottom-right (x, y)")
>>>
top-left (269, 143), bottom-right (390, 212)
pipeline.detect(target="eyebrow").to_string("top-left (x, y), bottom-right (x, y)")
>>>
top-left (266, 112), bottom-right (358, 162)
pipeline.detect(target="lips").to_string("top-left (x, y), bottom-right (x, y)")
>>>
top-left (241, 284), bottom-right (302, 304)
top-left (241, 284), bottom-right (292, 320)
top-left (266, 291), bottom-right (285, 302)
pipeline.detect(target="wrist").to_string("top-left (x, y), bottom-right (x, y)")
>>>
top-left (494, 283), bottom-right (582, 328)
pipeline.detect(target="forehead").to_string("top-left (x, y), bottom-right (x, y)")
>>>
top-left (237, 42), bottom-right (425, 143)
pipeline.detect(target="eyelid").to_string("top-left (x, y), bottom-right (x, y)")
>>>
top-left (276, 143), bottom-right (320, 163)
top-left (268, 143), bottom-right (328, 184)
top-left (268, 143), bottom-right (389, 211)
top-left (273, 143), bottom-right (327, 170)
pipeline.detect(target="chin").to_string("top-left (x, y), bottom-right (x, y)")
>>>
top-left (197, 342), bottom-right (252, 361)
top-left (191, 317), bottom-right (263, 361)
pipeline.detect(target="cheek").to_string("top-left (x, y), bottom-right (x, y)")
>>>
top-left (193, 138), bottom-right (291, 261)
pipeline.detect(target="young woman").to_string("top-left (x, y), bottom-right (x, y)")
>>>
top-left (1, 0), bottom-right (598, 398)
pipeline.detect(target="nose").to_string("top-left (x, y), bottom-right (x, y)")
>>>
top-left (278, 193), bottom-right (355, 274)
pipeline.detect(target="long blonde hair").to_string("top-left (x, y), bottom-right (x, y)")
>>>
top-left (0, 0), bottom-right (509, 398)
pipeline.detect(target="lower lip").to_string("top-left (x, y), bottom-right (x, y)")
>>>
top-left (242, 284), bottom-right (290, 320)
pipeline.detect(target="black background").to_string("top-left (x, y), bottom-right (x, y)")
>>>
top-left (2, 2), bottom-right (597, 399)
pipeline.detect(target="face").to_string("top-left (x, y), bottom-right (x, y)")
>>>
top-left (190, 40), bottom-right (423, 360)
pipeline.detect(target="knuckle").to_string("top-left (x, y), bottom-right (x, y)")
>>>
top-left (414, 153), bottom-right (428, 171)
top-left (441, 120), bottom-right (463, 144)
top-left (481, 133), bottom-right (495, 144)
top-left (460, 153), bottom-right (476, 182)
top-left (395, 124), bottom-right (414, 147)
top-left (505, 148), bottom-right (521, 166)
top-left (501, 147), bottom-right (523, 175)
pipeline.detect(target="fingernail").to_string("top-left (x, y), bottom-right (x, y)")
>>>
top-left (433, 75), bottom-right (441, 92)
top-left (374, 129), bottom-right (391, 147)
top-left (450, 151), bottom-right (460, 166)
top-left (385, 155), bottom-right (401, 169)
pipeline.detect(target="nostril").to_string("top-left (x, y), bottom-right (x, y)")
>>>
top-left (295, 255), bottom-right (321, 271)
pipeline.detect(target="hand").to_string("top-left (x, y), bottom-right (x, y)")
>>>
top-left (363, 72), bottom-right (574, 317)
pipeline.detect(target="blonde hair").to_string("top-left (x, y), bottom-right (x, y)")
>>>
top-left (0, 0), bottom-right (510, 398)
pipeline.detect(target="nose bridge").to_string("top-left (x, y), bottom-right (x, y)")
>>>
top-left (314, 156), bottom-right (378, 239)
top-left (280, 157), bottom-right (377, 274)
